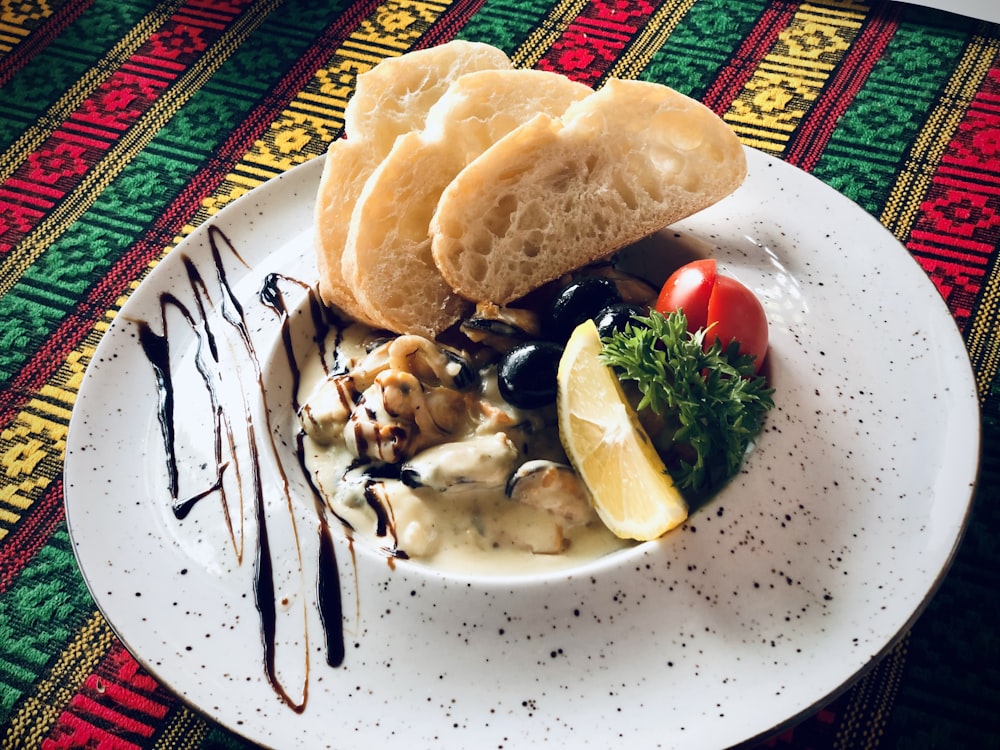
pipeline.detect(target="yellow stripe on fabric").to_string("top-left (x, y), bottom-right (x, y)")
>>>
top-left (0, 328), bottom-right (96, 540)
top-left (880, 37), bottom-right (998, 240)
top-left (604, 0), bottom-right (698, 82)
top-left (197, 0), bottom-right (454, 219)
top-left (0, 1), bottom-right (282, 300)
top-left (0, 21), bottom-right (29, 55)
top-left (875, 34), bottom-right (1000, 401)
top-left (723, 0), bottom-right (865, 155)
top-left (0, 0), bottom-right (187, 180)
top-left (0, 399), bottom-right (73, 518)
top-left (1, 611), bottom-right (115, 749)
top-left (511, 0), bottom-right (589, 69)
top-left (970, 267), bottom-right (1000, 401)
top-left (833, 635), bottom-right (908, 748)
top-left (152, 707), bottom-right (211, 750)
top-left (0, 6), bottom-right (58, 57)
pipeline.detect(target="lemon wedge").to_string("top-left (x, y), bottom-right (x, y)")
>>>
top-left (557, 319), bottom-right (688, 541)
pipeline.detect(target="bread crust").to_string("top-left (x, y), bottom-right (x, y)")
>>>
top-left (429, 78), bottom-right (747, 304)
top-left (313, 45), bottom-right (747, 333)
top-left (313, 41), bottom-right (511, 323)
top-left (343, 69), bottom-right (591, 337)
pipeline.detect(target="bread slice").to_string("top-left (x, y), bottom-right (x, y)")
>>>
top-left (429, 78), bottom-right (748, 304)
top-left (313, 41), bottom-right (512, 324)
top-left (344, 69), bottom-right (592, 337)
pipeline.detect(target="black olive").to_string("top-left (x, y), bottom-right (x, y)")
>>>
top-left (594, 303), bottom-right (648, 338)
top-left (497, 341), bottom-right (563, 409)
top-left (544, 277), bottom-right (622, 342)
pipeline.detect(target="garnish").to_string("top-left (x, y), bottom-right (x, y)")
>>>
top-left (599, 309), bottom-right (774, 493)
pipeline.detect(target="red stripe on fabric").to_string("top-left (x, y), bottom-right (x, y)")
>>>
top-left (575, 14), bottom-right (639, 36)
top-left (80, 677), bottom-right (168, 723)
top-left (533, 0), bottom-right (659, 87)
top-left (68, 695), bottom-right (157, 737)
top-left (700, 1), bottom-right (797, 115)
top-left (172, 16), bottom-right (227, 31)
top-left (0, 198), bottom-right (51, 217)
top-left (41, 712), bottom-right (143, 750)
top-left (52, 127), bottom-right (114, 149)
top-left (41, 639), bottom-right (179, 748)
top-left (186, 0), bottom-right (246, 18)
top-left (412, 0), bottom-right (491, 50)
top-left (80, 676), bottom-right (167, 723)
top-left (126, 54), bottom-right (187, 72)
top-left (909, 232), bottom-right (995, 257)
top-left (907, 60), bottom-right (1000, 326)
top-left (0, 479), bottom-right (63, 595)
top-left (784, 6), bottom-right (901, 170)
top-left (3, 179), bottom-right (62, 200)
top-left (934, 170), bottom-right (1000, 190)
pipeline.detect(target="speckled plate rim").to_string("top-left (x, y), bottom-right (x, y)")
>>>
top-left (64, 147), bottom-right (981, 749)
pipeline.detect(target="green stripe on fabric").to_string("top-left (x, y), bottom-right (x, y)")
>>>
top-left (602, 0), bottom-right (699, 84)
top-left (453, 0), bottom-right (556, 57)
top-left (0, 526), bottom-right (94, 720)
top-left (638, 0), bottom-right (769, 97)
top-left (0, 0), bottom-right (153, 147)
top-left (510, 0), bottom-right (587, 69)
top-left (809, 9), bottom-right (972, 216)
top-left (0, 0), bottom-right (347, 384)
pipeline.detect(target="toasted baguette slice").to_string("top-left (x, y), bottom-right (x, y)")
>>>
top-left (344, 69), bottom-right (591, 337)
top-left (430, 78), bottom-right (747, 304)
top-left (314, 41), bottom-right (511, 323)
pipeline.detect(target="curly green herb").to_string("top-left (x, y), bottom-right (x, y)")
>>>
top-left (599, 309), bottom-right (774, 494)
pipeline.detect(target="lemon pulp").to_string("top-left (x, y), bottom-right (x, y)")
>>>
top-left (556, 319), bottom-right (688, 541)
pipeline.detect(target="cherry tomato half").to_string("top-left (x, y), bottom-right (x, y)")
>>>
top-left (655, 259), bottom-right (768, 372)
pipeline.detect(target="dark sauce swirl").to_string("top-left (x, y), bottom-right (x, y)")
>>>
top-left (135, 224), bottom-right (347, 712)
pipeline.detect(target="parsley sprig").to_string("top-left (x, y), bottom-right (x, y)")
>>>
top-left (599, 309), bottom-right (774, 494)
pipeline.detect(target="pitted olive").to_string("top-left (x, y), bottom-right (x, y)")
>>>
top-left (544, 277), bottom-right (622, 342)
top-left (594, 303), bottom-right (647, 338)
top-left (497, 341), bottom-right (563, 409)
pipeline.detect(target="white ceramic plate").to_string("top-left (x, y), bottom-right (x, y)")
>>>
top-left (64, 147), bottom-right (979, 749)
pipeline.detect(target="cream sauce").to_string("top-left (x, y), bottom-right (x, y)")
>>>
top-left (298, 323), bottom-right (631, 576)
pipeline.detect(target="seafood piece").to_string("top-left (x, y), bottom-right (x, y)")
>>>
top-left (476, 502), bottom-right (566, 555)
top-left (343, 369), bottom-right (472, 463)
top-left (299, 374), bottom-right (358, 445)
top-left (346, 334), bottom-right (477, 392)
top-left (460, 302), bottom-right (541, 351)
top-left (591, 264), bottom-right (659, 305)
top-left (386, 335), bottom-right (478, 390)
top-left (400, 432), bottom-right (518, 495)
top-left (383, 483), bottom-right (440, 558)
top-left (506, 460), bottom-right (595, 528)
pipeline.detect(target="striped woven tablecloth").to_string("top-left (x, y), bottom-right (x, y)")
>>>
top-left (1, 1), bottom-right (998, 748)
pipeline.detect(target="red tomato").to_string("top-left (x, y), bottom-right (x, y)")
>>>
top-left (655, 260), bottom-right (768, 372)
top-left (654, 259), bottom-right (716, 331)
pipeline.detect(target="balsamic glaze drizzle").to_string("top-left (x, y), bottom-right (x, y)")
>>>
top-left (258, 269), bottom-right (346, 671)
top-left (135, 225), bottom-right (347, 712)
